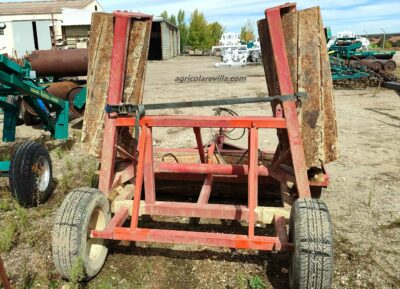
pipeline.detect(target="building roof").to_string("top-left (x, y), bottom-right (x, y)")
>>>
top-left (0, 0), bottom-right (95, 15)
top-left (153, 16), bottom-right (178, 30)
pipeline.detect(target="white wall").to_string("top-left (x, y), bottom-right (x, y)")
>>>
top-left (0, 22), bottom-right (14, 55)
top-left (0, 0), bottom-right (102, 56)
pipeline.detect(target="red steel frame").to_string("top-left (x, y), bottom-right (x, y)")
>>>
top-left (0, 256), bottom-right (10, 289)
top-left (92, 4), bottom-right (328, 252)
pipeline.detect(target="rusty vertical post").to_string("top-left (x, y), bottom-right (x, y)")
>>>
top-left (265, 4), bottom-right (311, 198)
top-left (130, 127), bottom-right (147, 230)
top-left (98, 14), bottom-right (131, 195)
top-left (248, 126), bottom-right (259, 239)
top-left (0, 257), bottom-right (10, 289)
top-left (144, 127), bottom-right (156, 204)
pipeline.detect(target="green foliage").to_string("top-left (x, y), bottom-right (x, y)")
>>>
top-left (384, 40), bottom-right (393, 49)
top-left (240, 19), bottom-right (255, 42)
top-left (177, 9), bottom-right (188, 51)
top-left (69, 256), bottom-right (85, 288)
top-left (162, 9), bottom-right (224, 51)
top-left (0, 198), bottom-right (12, 212)
top-left (368, 43), bottom-right (379, 49)
top-left (161, 10), bottom-right (177, 26)
top-left (394, 40), bottom-right (400, 47)
top-left (20, 256), bottom-right (36, 289)
top-left (160, 10), bottom-right (169, 21)
top-left (207, 21), bottom-right (224, 47)
top-left (248, 275), bottom-right (267, 289)
top-left (188, 9), bottom-right (209, 50)
top-left (169, 14), bottom-right (177, 26)
top-left (15, 205), bottom-right (29, 229)
top-left (235, 274), bottom-right (247, 289)
top-left (0, 217), bottom-right (16, 252)
top-left (0, 205), bottom-right (31, 252)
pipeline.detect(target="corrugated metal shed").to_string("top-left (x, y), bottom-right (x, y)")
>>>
top-left (149, 17), bottom-right (179, 60)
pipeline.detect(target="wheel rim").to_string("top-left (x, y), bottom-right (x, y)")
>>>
top-left (86, 209), bottom-right (106, 261)
top-left (34, 156), bottom-right (50, 192)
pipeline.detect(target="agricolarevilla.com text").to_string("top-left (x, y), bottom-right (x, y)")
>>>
top-left (175, 75), bottom-right (247, 83)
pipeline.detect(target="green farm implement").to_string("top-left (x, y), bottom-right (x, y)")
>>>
top-left (0, 54), bottom-right (71, 207)
top-left (326, 28), bottom-right (400, 93)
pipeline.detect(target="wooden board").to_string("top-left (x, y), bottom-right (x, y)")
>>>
top-left (81, 13), bottom-right (152, 157)
top-left (258, 7), bottom-right (338, 168)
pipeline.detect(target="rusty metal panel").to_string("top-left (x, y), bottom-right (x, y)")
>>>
top-left (258, 7), bottom-right (338, 168)
top-left (81, 12), bottom-right (152, 157)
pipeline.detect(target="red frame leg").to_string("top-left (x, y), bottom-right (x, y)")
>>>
top-left (265, 4), bottom-right (311, 198)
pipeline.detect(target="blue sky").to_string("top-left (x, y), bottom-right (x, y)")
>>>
top-left (98, 0), bottom-right (399, 35)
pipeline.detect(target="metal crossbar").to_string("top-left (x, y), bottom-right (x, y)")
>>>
top-left (105, 93), bottom-right (307, 115)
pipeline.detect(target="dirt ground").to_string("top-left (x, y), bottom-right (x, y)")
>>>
top-left (0, 56), bottom-right (399, 289)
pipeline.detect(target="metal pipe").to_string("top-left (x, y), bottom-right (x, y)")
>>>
top-left (45, 81), bottom-right (80, 100)
top-left (27, 48), bottom-right (88, 77)
top-left (380, 28), bottom-right (386, 50)
top-left (154, 162), bottom-right (270, 176)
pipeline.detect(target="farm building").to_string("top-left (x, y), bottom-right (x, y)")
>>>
top-left (0, 0), bottom-right (102, 57)
top-left (149, 17), bottom-right (180, 60)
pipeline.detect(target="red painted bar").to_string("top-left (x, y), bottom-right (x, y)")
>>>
top-left (130, 129), bottom-right (147, 230)
top-left (155, 162), bottom-right (269, 176)
top-left (100, 227), bottom-right (293, 251)
top-left (265, 5), bottom-right (311, 198)
top-left (116, 115), bottom-right (287, 128)
top-left (99, 15), bottom-right (130, 195)
top-left (144, 201), bottom-right (253, 220)
top-left (197, 175), bottom-right (214, 204)
top-left (0, 256), bottom-right (10, 289)
top-left (248, 127), bottom-right (258, 239)
top-left (155, 172), bottom-right (275, 185)
top-left (193, 127), bottom-right (206, 163)
top-left (144, 127), bottom-right (156, 204)
top-left (107, 207), bottom-right (129, 230)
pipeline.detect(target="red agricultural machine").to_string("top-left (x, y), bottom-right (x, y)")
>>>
top-left (52, 3), bottom-right (334, 289)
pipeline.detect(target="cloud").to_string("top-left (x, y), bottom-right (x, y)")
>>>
top-left (99, 0), bottom-right (399, 34)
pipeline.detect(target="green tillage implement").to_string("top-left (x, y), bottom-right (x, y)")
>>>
top-left (0, 54), bottom-right (69, 183)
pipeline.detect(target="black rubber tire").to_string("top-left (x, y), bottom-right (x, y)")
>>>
top-left (9, 141), bottom-right (53, 207)
top-left (289, 198), bottom-right (333, 289)
top-left (52, 188), bottom-right (111, 281)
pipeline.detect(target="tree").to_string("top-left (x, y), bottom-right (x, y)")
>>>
top-left (177, 9), bottom-right (188, 52)
top-left (188, 9), bottom-right (208, 50)
top-left (169, 15), bottom-right (177, 26)
top-left (384, 40), bottom-right (393, 49)
top-left (159, 9), bottom-right (224, 52)
top-left (240, 19), bottom-right (255, 42)
top-left (207, 21), bottom-right (224, 47)
top-left (160, 10), bottom-right (169, 21)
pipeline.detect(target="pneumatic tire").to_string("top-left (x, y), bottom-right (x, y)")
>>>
top-left (289, 198), bottom-right (333, 289)
top-left (52, 188), bottom-right (111, 281)
top-left (9, 141), bottom-right (52, 207)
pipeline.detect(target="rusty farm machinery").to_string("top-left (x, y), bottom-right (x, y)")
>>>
top-left (50, 3), bottom-right (337, 289)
